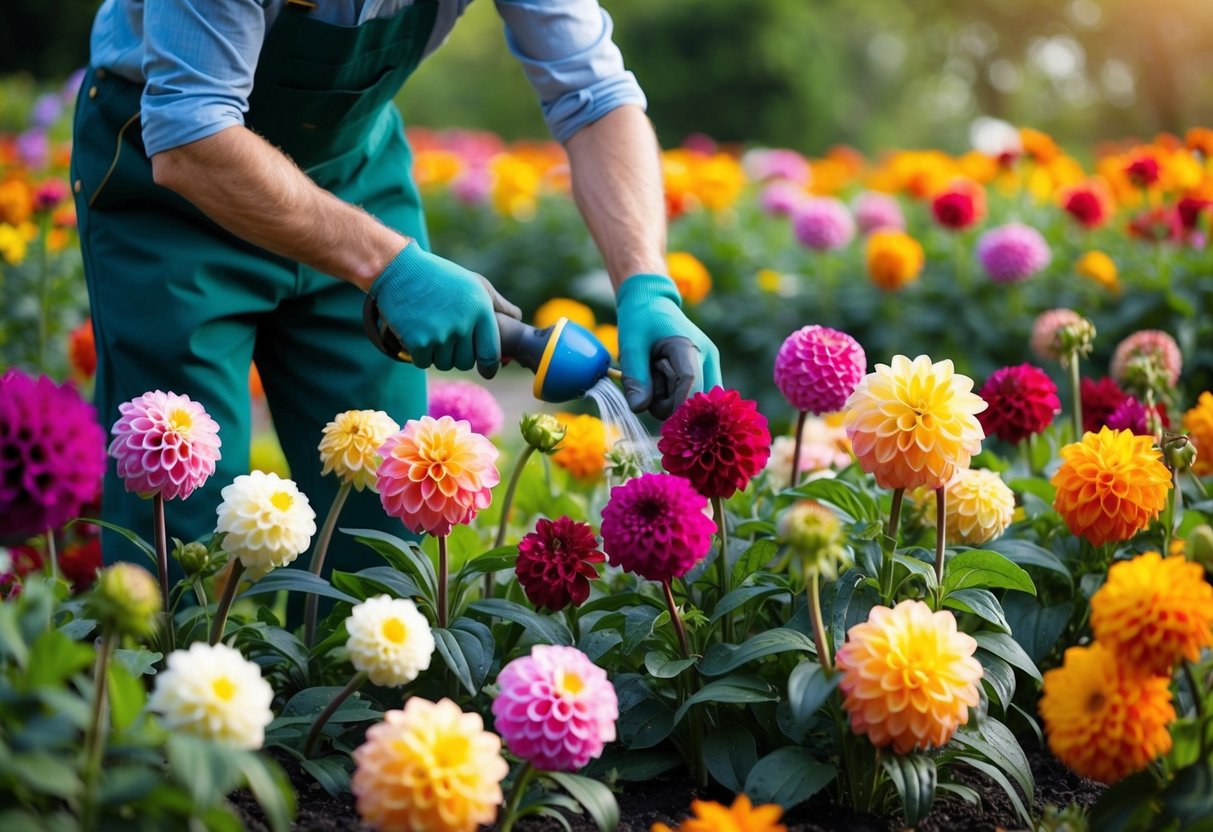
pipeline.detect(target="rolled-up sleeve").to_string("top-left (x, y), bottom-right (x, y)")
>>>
top-left (141, 0), bottom-right (267, 157)
top-left (494, 0), bottom-right (647, 143)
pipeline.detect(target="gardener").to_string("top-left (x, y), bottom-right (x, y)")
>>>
top-left (72, 0), bottom-right (722, 569)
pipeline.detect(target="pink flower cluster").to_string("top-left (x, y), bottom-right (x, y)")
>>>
top-left (977, 223), bottom-right (1051, 283)
top-left (792, 198), bottom-right (856, 251)
top-left (427, 379), bottom-right (504, 438)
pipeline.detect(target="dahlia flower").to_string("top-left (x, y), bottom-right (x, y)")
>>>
top-left (1124, 153), bottom-right (1161, 187)
top-left (667, 251), bottom-right (712, 304)
top-left (1110, 330), bottom-right (1183, 389)
top-left (515, 516), bottom-right (604, 611)
top-left (931, 179), bottom-right (986, 230)
top-left (759, 181), bottom-right (807, 217)
top-left (148, 642), bottom-right (274, 750)
top-left (600, 473), bottom-right (716, 583)
top-left (427, 380), bottom-right (503, 438)
top-left (1105, 396), bottom-right (1169, 437)
top-left (552, 412), bottom-right (612, 481)
top-left (778, 500), bottom-right (848, 580)
top-left (977, 223), bottom-right (1051, 283)
top-left (108, 390), bottom-right (222, 501)
top-left (1040, 643), bottom-right (1174, 784)
top-left (976, 364), bottom-right (1060, 444)
top-left (774, 326), bottom-right (866, 415)
top-left (68, 319), bottom-right (95, 381)
top-left (1183, 391), bottom-right (1213, 476)
top-left (851, 191), bottom-right (905, 234)
top-left (835, 600), bottom-right (982, 753)
top-left (1051, 428), bottom-right (1171, 547)
top-left (492, 645), bottom-right (618, 772)
top-left (658, 387), bottom-right (771, 500)
top-left (1030, 308), bottom-right (1085, 362)
top-left (865, 229), bottom-right (925, 291)
top-left (60, 538), bottom-right (102, 593)
top-left (919, 468), bottom-right (1015, 546)
top-left (743, 147), bottom-right (810, 184)
top-left (352, 698), bottom-right (508, 832)
top-left (318, 409), bottom-right (400, 491)
top-left (377, 416), bottom-right (499, 537)
top-left (764, 417), bottom-right (851, 485)
top-left (0, 370), bottom-right (106, 537)
top-left (844, 355), bottom-right (987, 491)
top-left (792, 197), bottom-right (856, 251)
top-left (1090, 551), bottom-right (1213, 676)
top-left (534, 297), bottom-right (595, 332)
top-left (346, 595), bottom-right (435, 688)
top-left (1059, 181), bottom-right (1112, 228)
top-left (1075, 250), bottom-right (1119, 293)
top-left (1080, 376), bottom-right (1130, 433)
top-left (1128, 206), bottom-right (1184, 244)
top-left (215, 471), bottom-right (316, 579)
top-left (652, 795), bottom-right (787, 832)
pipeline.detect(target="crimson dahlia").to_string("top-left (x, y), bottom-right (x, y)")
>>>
top-left (514, 517), bottom-right (604, 612)
top-left (977, 364), bottom-right (1060, 444)
top-left (658, 387), bottom-right (771, 500)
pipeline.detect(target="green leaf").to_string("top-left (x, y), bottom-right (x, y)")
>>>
top-left (1162, 761), bottom-right (1213, 829)
top-left (953, 718), bottom-right (1034, 806)
top-left (788, 478), bottom-right (876, 523)
top-left (937, 781), bottom-right (981, 805)
top-left (703, 724), bottom-right (757, 792)
top-left (271, 687), bottom-right (379, 732)
top-left (882, 754), bottom-right (937, 828)
top-left (786, 661), bottom-right (839, 725)
top-left (333, 566), bottom-right (421, 601)
top-left (956, 755), bottom-right (1031, 827)
top-left (468, 598), bottom-right (573, 645)
top-left (346, 528), bottom-right (436, 599)
top-left (943, 550), bottom-right (1035, 595)
top-left (1007, 477), bottom-right (1056, 505)
top-left (454, 546), bottom-right (519, 580)
top-left (167, 735), bottom-right (244, 807)
top-left (643, 650), bottom-right (696, 679)
top-left (547, 772), bottom-right (620, 832)
top-left (1002, 593), bottom-right (1074, 665)
top-left (698, 629), bottom-right (816, 676)
top-left (82, 518), bottom-right (156, 564)
top-left (826, 569), bottom-right (879, 652)
top-left (433, 628), bottom-right (478, 695)
top-left (894, 550), bottom-right (938, 591)
top-left (107, 660), bottom-right (145, 730)
top-left (25, 629), bottom-right (94, 689)
top-left (238, 569), bottom-right (358, 604)
top-left (58, 617), bottom-right (96, 641)
top-left (451, 617), bottom-right (494, 691)
top-left (236, 752), bottom-right (297, 832)
top-left (972, 631), bottom-right (1042, 681)
top-left (976, 649), bottom-right (1016, 713)
top-left (113, 647), bottom-right (161, 676)
top-left (1089, 769), bottom-right (1162, 832)
top-left (583, 749), bottom-right (682, 782)
top-left (982, 539), bottom-right (1071, 583)
top-left (943, 588), bottom-right (1010, 633)
top-left (98, 764), bottom-right (159, 805)
top-left (711, 586), bottom-right (789, 624)
top-left (301, 755), bottom-right (353, 797)
top-left (743, 748), bottom-right (836, 811)
top-left (672, 675), bottom-right (777, 728)
top-left (4, 751), bottom-right (82, 799)
top-left (731, 539), bottom-right (779, 587)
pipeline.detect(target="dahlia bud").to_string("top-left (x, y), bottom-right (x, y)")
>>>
top-left (1119, 356), bottom-right (1168, 401)
top-left (88, 563), bottom-right (162, 639)
top-left (1054, 319), bottom-right (1096, 365)
top-left (520, 412), bottom-right (566, 454)
top-left (779, 500), bottom-right (849, 581)
top-left (605, 445), bottom-right (645, 482)
top-left (173, 540), bottom-right (210, 575)
top-left (1164, 435), bottom-right (1197, 472)
top-left (1185, 525), bottom-right (1213, 571)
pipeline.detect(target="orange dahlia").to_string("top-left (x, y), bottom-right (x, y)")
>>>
top-left (552, 412), bottom-right (613, 481)
top-left (865, 229), bottom-right (925, 291)
top-left (651, 795), bottom-right (786, 832)
top-left (1039, 643), bottom-right (1175, 784)
top-left (1075, 251), bottom-right (1119, 294)
top-left (835, 600), bottom-right (982, 754)
top-left (1182, 391), bottom-right (1213, 476)
top-left (1050, 427), bottom-right (1171, 547)
top-left (844, 355), bottom-right (987, 491)
top-left (534, 297), bottom-right (595, 331)
top-left (666, 251), bottom-right (712, 304)
top-left (68, 319), bottom-right (96, 382)
top-left (1090, 551), bottom-right (1213, 676)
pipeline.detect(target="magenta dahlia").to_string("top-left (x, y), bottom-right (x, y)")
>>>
top-left (109, 390), bottom-right (222, 500)
top-left (977, 223), bottom-right (1051, 283)
top-left (976, 365), bottom-right (1061, 444)
top-left (774, 326), bottom-right (866, 415)
top-left (852, 192), bottom-right (905, 235)
top-left (792, 197), bottom-right (856, 251)
top-left (657, 388), bottom-right (771, 500)
top-left (1080, 376), bottom-right (1131, 434)
top-left (492, 645), bottom-right (617, 772)
top-left (0, 370), bottom-right (106, 537)
top-left (427, 379), bottom-right (504, 438)
top-left (600, 473), bottom-right (715, 583)
top-left (1105, 396), bottom-right (1170, 437)
top-left (759, 181), bottom-right (807, 217)
top-left (515, 516), bottom-right (605, 612)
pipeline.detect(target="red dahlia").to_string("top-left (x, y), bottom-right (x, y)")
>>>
top-left (515, 517), bottom-right (605, 612)
top-left (931, 179), bottom-right (985, 231)
top-left (1059, 182), bottom-right (1111, 229)
top-left (59, 538), bottom-right (102, 593)
top-left (1125, 155), bottom-right (1161, 188)
top-left (1080, 376), bottom-right (1130, 434)
top-left (658, 387), bottom-right (771, 499)
top-left (977, 364), bottom-right (1060, 444)
top-left (1177, 197), bottom-right (1211, 231)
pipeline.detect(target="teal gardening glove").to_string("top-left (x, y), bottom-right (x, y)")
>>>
top-left (369, 241), bottom-right (521, 378)
top-left (616, 273), bottom-right (722, 419)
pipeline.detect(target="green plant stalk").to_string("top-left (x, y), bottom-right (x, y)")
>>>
top-left (1181, 661), bottom-right (1209, 762)
top-left (789, 409), bottom-right (808, 490)
top-left (36, 213), bottom-right (52, 374)
top-left (487, 444), bottom-right (536, 598)
top-left (712, 495), bottom-right (733, 643)
top-left (438, 535), bottom-right (449, 629)
top-left (1161, 468), bottom-right (1180, 557)
top-left (303, 481), bottom-right (352, 648)
top-left (1067, 351), bottom-right (1083, 441)
top-left (209, 560), bottom-right (246, 645)
top-left (879, 488), bottom-right (906, 602)
top-left (45, 528), bottom-right (59, 580)
top-left (1189, 469), bottom-right (1209, 500)
top-left (952, 231), bottom-right (969, 292)
top-left (81, 629), bottom-right (115, 832)
top-left (662, 579), bottom-right (692, 660)
top-left (303, 671), bottom-right (367, 757)
top-left (498, 762), bottom-right (537, 832)
top-left (933, 487), bottom-right (948, 591)
top-left (152, 494), bottom-right (175, 652)
top-left (809, 571), bottom-right (832, 671)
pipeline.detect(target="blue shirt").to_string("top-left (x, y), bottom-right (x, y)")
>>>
top-left (88, 0), bottom-right (647, 156)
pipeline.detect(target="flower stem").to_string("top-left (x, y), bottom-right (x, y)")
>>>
top-left (789, 410), bottom-right (808, 490)
top-left (209, 560), bottom-right (245, 645)
top-left (886, 488), bottom-right (905, 541)
top-left (81, 629), bottom-right (114, 832)
top-left (498, 762), bottom-right (538, 832)
top-left (879, 488), bottom-right (905, 602)
top-left (438, 535), bottom-right (449, 629)
top-left (712, 495), bottom-right (733, 643)
top-left (303, 481), bottom-right (352, 648)
top-left (45, 528), bottom-right (59, 581)
top-left (487, 444), bottom-right (536, 598)
top-left (152, 494), bottom-right (175, 652)
top-left (809, 571), bottom-right (831, 671)
top-left (662, 579), bottom-right (692, 660)
top-left (1067, 351), bottom-right (1083, 441)
top-left (1162, 467), bottom-right (1180, 556)
top-left (303, 671), bottom-right (367, 757)
top-left (934, 487), bottom-right (948, 590)
top-left (1181, 661), bottom-right (1209, 761)
top-left (1189, 470), bottom-right (1210, 500)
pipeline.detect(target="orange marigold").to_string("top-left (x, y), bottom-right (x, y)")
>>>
top-left (1050, 428), bottom-right (1171, 547)
top-left (1091, 551), bottom-right (1213, 675)
top-left (651, 795), bottom-right (786, 832)
top-left (1039, 643), bottom-right (1175, 784)
top-left (1075, 251), bottom-right (1119, 295)
top-left (1183, 391), bottom-right (1213, 476)
top-left (552, 412), bottom-right (613, 480)
top-left (865, 229), bottom-right (925, 291)
top-left (534, 297), bottom-right (595, 331)
top-left (666, 251), bottom-right (711, 304)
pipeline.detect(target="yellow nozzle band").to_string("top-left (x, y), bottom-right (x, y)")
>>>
top-left (532, 317), bottom-right (567, 400)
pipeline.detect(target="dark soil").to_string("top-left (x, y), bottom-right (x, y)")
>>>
top-left (233, 746), bottom-right (1103, 831)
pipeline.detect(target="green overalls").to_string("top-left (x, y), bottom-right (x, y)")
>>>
top-left (71, 1), bottom-right (439, 574)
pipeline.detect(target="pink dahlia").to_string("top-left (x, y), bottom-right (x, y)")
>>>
top-left (515, 517), bottom-right (605, 612)
top-left (1081, 376), bottom-right (1131, 434)
top-left (1105, 396), bottom-right (1170, 437)
top-left (108, 390), bottom-right (222, 500)
top-left (427, 379), bottom-right (504, 438)
top-left (977, 365), bottom-right (1061, 444)
top-left (792, 198), bottom-right (856, 251)
top-left (600, 473), bottom-right (716, 583)
top-left (1030, 309), bottom-right (1085, 362)
top-left (774, 326), bottom-right (866, 415)
top-left (852, 192), bottom-right (905, 235)
top-left (1110, 330), bottom-right (1183, 389)
top-left (744, 148), bottom-right (811, 184)
top-left (0, 370), bottom-right (106, 537)
top-left (658, 388), bottom-right (771, 500)
top-left (492, 645), bottom-right (618, 772)
top-left (376, 416), bottom-right (500, 537)
top-left (759, 181), bottom-right (807, 217)
top-left (977, 223), bottom-right (1051, 283)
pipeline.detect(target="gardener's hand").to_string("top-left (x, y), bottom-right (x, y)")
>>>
top-left (369, 241), bottom-right (522, 377)
top-left (616, 273), bottom-right (722, 419)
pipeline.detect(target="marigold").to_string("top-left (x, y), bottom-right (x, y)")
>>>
top-left (1091, 551), bottom-right (1213, 676)
top-left (1039, 643), bottom-right (1174, 784)
top-left (318, 410), bottom-right (400, 491)
top-left (836, 600), bottom-right (982, 754)
top-left (666, 251), bottom-right (711, 304)
top-left (1050, 428), bottom-right (1171, 547)
top-left (552, 412), bottom-right (612, 481)
top-left (1075, 250), bottom-right (1119, 293)
top-left (844, 355), bottom-right (987, 491)
top-left (865, 229), bottom-right (925, 291)
top-left (919, 468), bottom-right (1015, 545)
top-left (651, 795), bottom-right (787, 832)
top-left (534, 297), bottom-right (595, 331)
top-left (1183, 391), bottom-right (1213, 476)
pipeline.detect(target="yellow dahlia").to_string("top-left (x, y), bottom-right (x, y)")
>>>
top-left (1075, 250), bottom-right (1119, 294)
top-left (651, 795), bottom-right (786, 832)
top-left (919, 468), bottom-right (1015, 545)
top-left (352, 697), bottom-right (508, 832)
top-left (1090, 551), bottom-right (1213, 676)
top-left (534, 297), bottom-right (595, 331)
top-left (835, 600), bottom-right (982, 754)
top-left (1183, 391), bottom-right (1213, 476)
top-left (318, 410), bottom-right (400, 491)
top-left (552, 412), bottom-right (614, 481)
top-left (1039, 643), bottom-right (1175, 784)
top-left (1050, 428), bottom-right (1171, 547)
top-left (844, 355), bottom-right (987, 491)
top-left (666, 251), bottom-right (712, 304)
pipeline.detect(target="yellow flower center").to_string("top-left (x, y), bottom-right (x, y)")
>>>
top-left (381, 617), bottom-right (407, 644)
top-left (270, 491), bottom-right (294, 511)
top-left (213, 676), bottom-right (236, 702)
top-left (556, 669), bottom-right (585, 696)
top-left (168, 407), bottom-right (193, 434)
